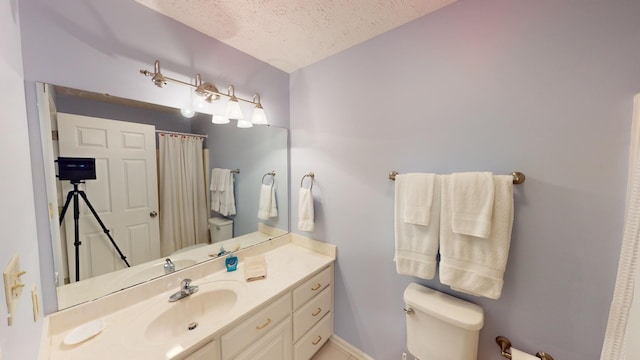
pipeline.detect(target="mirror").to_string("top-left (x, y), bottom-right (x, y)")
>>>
top-left (37, 83), bottom-right (288, 309)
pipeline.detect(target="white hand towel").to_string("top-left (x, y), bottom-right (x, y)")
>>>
top-left (451, 172), bottom-right (495, 238)
top-left (402, 173), bottom-right (436, 226)
top-left (210, 168), bottom-right (220, 191)
top-left (244, 255), bottom-right (267, 282)
top-left (269, 186), bottom-right (277, 218)
top-left (210, 168), bottom-right (221, 212)
top-left (440, 175), bottom-right (514, 299)
top-left (218, 169), bottom-right (236, 216)
top-left (257, 184), bottom-right (278, 220)
top-left (511, 348), bottom-right (539, 360)
top-left (394, 174), bottom-right (441, 280)
top-left (298, 188), bottom-right (315, 232)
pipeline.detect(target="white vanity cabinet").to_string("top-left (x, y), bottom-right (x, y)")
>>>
top-left (220, 264), bottom-right (334, 360)
top-left (42, 240), bottom-right (337, 360)
top-left (221, 293), bottom-right (293, 360)
top-left (181, 339), bottom-right (220, 360)
top-left (292, 265), bottom-right (334, 359)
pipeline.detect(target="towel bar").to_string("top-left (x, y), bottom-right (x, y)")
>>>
top-left (301, 172), bottom-right (315, 190)
top-left (388, 171), bottom-right (525, 184)
top-left (261, 171), bottom-right (276, 185)
top-left (231, 168), bottom-right (240, 175)
top-left (496, 336), bottom-right (553, 360)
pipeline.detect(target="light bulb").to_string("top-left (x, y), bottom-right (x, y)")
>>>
top-left (193, 95), bottom-right (207, 111)
top-left (212, 114), bottom-right (229, 124)
top-left (225, 98), bottom-right (244, 120)
top-left (251, 106), bottom-right (268, 125)
top-left (180, 107), bottom-right (195, 118)
top-left (237, 119), bottom-right (253, 128)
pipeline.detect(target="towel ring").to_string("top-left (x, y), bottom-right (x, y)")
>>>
top-left (301, 172), bottom-right (315, 191)
top-left (261, 171), bottom-right (276, 186)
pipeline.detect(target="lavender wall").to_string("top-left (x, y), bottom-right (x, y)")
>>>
top-left (18, 0), bottom-right (289, 315)
top-left (290, 1), bottom-right (640, 359)
top-left (0, 2), bottom-right (44, 360)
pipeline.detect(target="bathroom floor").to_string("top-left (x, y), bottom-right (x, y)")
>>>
top-left (312, 340), bottom-right (359, 360)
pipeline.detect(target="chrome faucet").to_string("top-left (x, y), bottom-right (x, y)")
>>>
top-left (164, 258), bottom-right (175, 274)
top-left (169, 278), bottom-right (199, 302)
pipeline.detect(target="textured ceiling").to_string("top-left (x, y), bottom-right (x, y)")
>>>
top-left (135, 0), bottom-right (457, 73)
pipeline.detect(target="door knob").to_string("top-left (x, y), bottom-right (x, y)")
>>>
top-left (150, 211), bottom-right (158, 218)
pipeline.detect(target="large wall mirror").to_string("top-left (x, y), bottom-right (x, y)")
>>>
top-left (36, 82), bottom-right (289, 310)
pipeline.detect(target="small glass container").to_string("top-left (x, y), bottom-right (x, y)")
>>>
top-left (225, 252), bottom-right (238, 272)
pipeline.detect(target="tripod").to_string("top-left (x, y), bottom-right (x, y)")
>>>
top-left (59, 181), bottom-right (130, 282)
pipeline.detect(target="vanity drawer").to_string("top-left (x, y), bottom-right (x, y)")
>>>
top-left (293, 266), bottom-right (332, 309)
top-left (221, 293), bottom-right (292, 359)
top-left (293, 313), bottom-right (333, 360)
top-left (293, 285), bottom-right (332, 341)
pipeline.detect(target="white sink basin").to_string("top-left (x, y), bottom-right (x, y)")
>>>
top-left (135, 280), bottom-right (246, 343)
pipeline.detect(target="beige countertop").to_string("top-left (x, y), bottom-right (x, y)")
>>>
top-left (40, 234), bottom-right (335, 360)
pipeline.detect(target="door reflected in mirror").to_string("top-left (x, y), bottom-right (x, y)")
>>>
top-left (37, 83), bottom-right (288, 309)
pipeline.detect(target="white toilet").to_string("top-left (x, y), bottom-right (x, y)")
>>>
top-left (404, 283), bottom-right (484, 360)
top-left (208, 217), bottom-right (233, 243)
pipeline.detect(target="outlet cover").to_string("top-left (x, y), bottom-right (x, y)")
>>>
top-left (3, 255), bottom-right (25, 326)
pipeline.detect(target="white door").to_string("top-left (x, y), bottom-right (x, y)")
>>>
top-left (58, 113), bottom-right (160, 282)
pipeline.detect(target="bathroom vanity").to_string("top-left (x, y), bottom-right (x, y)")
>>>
top-left (38, 234), bottom-right (336, 360)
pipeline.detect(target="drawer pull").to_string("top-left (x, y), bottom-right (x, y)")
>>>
top-left (256, 318), bottom-right (272, 330)
top-left (312, 335), bottom-right (322, 345)
top-left (311, 283), bottom-right (322, 291)
top-left (312, 307), bottom-right (322, 316)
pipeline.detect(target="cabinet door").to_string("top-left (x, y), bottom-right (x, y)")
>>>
top-left (183, 339), bottom-right (220, 360)
top-left (233, 317), bottom-right (292, 360)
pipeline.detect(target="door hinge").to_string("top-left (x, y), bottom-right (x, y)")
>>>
top-left (51, 130), bottom-right (58, 140)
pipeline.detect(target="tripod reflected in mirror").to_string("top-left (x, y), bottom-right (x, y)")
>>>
top-left (56, 157), bottom-right (130, 282)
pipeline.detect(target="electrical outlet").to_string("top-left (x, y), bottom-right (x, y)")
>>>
top-left (3, 255), bottom-right (26, 326)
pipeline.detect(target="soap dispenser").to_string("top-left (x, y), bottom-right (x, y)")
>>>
top-left (225, 251), bottom-right (238, 272)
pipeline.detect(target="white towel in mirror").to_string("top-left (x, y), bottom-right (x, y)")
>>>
top-left (258, 184), bottom-right (278, 220)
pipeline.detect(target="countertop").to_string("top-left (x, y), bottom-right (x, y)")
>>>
top-left (40, 235), bottom-right (335, 360)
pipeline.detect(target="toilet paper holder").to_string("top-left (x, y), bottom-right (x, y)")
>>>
top-left (496, 336), bottom-right (554, 360)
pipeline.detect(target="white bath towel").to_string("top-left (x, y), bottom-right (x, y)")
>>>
top-left (402, 173), bottom-right (436, 226)
top-left (394, 173), bottom-right (441, 280)
top-left (218, 169), bottom-right (236, 216)
top-left (257, 184), bottom-right (278, 220)
top-left (451, 172), bottom-right (495, 238)
top-left (439, 175), bottom-right (514, 299)
top-left (211, 169), bottom-right (236, 216)
top-left (210, 168), bottom-right (222, 212)
top-left (298, 188), bottom-right (315, 232)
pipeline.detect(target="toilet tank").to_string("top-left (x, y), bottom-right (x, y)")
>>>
top-left (404, 283), bottom-right (484, 360)
top-left (209, 217), bottom-right (233, 243)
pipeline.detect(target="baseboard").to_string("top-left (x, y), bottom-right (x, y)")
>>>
top-left (329, 334), bottom-right (375, 360)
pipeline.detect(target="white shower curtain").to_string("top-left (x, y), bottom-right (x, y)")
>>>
top-left (601, 94), bottom-right (640, 360)
top-left (158, 134), bottom-right (208, 257)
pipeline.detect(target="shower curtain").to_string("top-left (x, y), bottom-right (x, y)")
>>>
top-left (601, 94), bottom-right (640, 360)
top-left (158, 134), bottom-right (208, 256)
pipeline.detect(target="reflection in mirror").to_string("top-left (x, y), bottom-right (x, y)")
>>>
top-left (36, 83), bottom-right (288, 309)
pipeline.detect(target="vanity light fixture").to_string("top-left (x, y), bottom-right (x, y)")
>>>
top-left (251, 94), bottom-right (268, 125)
top-left (151, 60), bottom-right (166, 88)
top-left (180, 82), bottom-right (196, 118)
top-left (225, 85), bottom-right (244, 120)
top-left (237, 119), bottom-right (253, 128)
top-left (211, 114), bottom-right (230, 124)
top-left (140, 60), bottom-right (268, 126)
